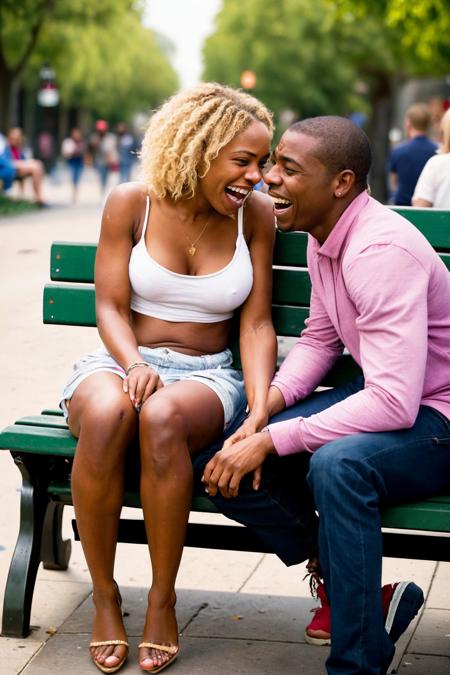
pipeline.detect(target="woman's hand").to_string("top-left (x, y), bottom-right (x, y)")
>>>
top-left (222, 410), bottom-right (268, 448)
top-left (123, 364), bottom-right (164, 411)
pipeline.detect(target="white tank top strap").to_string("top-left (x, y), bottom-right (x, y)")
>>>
top-left (237, 205), bottom-right (244, 236)
top-left (140, 194), bottom-right (150, 240)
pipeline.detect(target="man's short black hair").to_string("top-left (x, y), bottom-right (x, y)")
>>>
top-left (289, 116), bottom-right (372, 190)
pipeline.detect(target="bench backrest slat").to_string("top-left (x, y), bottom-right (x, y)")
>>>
top-left (43, 285), bottom-right (96, 327)
top-left (392, 207), bottom-right (450, 250)
top-left (45, 209), bottom-right (450, 339)
top-left (44, 284), bottom-right (311, 336)
top-left (51, 242), bottom-right (97, 282)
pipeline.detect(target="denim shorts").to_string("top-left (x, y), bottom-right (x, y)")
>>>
top-left (60, 345), bottom-right (246, 430)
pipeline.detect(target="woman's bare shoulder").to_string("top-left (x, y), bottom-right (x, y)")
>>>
top-left (245, 189), bottom-right (274, 230)
top-left (102, 181), bottom-right (148, 226)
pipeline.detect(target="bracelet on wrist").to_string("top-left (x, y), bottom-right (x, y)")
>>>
top-left (125, 361), bottom-right (149, 376)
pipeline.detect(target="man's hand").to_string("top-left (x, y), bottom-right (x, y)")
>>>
top-left (202, 430), bottom-right (275, 499)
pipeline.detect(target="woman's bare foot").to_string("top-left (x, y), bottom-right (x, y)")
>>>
top-left (90, 585), bottom-right (129, 671)
top-left (139, 590), bottom-right (179, 672)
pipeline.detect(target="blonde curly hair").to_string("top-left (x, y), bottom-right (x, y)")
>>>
top-left (140, 82), bottom-right (273, 200)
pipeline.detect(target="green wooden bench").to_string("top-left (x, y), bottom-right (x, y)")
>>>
top-left (1, 207), bottom-right (449, 638)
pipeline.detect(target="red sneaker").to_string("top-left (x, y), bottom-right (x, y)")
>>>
top-left (305, 581), bottom-right (423, 647)
top-left (305, 582), bottom-right (331, 645)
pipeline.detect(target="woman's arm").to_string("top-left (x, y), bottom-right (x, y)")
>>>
top-left (411, 197), bottom-right (432, 207)
top-left (411, 157), bottom-right (435, 207)
top-left (95, 183), bottom-right (163, 407)
top-left (238, 191), bottom-right (277, 432)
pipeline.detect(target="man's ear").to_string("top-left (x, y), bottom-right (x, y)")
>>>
top-left (334, 170), bottom-right (356, 198)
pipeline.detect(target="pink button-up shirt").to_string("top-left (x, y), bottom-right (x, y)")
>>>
top-left (269, 191), bottom-right (450, 456)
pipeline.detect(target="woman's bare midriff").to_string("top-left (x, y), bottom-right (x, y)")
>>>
top-left (131, 311), bottom-right (233, 356)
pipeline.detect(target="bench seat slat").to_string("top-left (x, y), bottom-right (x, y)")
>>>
top-left (16, 450), bottom-right (450, 533)
top-left (381, 501), bottom-right (450, 532)
top-left (15, 415), bottom-right (68, 429)
top-left (0, 424), bottom-right (76, 456)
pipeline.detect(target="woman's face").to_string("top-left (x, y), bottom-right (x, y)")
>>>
top-left (198, 120), bottom-right (271, 214)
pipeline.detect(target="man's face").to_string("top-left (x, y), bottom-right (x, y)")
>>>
top-left (264, 130), bottom-right (338, 239)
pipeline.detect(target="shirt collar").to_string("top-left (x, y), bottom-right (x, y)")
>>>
top-left (316, 190), bottom-right (369, 259)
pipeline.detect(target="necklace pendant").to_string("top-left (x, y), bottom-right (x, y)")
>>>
top-left (188, 245), bottom-right (196, 256)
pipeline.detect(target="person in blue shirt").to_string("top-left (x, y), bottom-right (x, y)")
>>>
top-left (0, 133), bottom-right (16, 190)
top-left (387, 103), bottom-right (437, 205)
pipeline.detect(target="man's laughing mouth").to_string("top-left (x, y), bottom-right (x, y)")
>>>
top-left (269, 193), bottom-right (293, 215)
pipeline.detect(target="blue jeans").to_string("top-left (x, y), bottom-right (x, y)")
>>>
top-left (194, 378), bottom-right (450, 674)
top-left (306, 382), bottom-right (450, 674)
top-left (193, 381), bottom-right (372, 566)
top-left (67, 157), bottom-right (83, 185)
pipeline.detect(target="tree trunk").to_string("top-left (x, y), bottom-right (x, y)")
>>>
top-left (0, 69), bottom-right (15, 131)
top-left (365, 74), bottom-right (404, 204)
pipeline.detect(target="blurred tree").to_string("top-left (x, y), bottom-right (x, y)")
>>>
top-left (0, 0), bottom-right (178, 129)
top-left (337, 0), bottom-right (450, 72)
top-left (25, 13), bottom-right (178, 123)
top-left (331, 0), bottom-right (450, 199)
top-left (203, 0), bottom-right (450, 200)
top-left (0, 0), bottom-right (124, 128)
top-left (203, 0), bottom-right (366, 127)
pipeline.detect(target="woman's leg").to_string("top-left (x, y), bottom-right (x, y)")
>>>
top-left (138, 380), bottom-right (225, 671)
top-left (69, 372), bottom-right (137, 670)
top-left (14, 159), bottom-right (44, 202)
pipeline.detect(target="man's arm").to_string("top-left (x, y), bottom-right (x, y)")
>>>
top-left (268, 244), bottom-right (429, 455)
top-left (203, 279), bottom-right (343, 497)
top-left (271, 283), bottom-right (344, 407)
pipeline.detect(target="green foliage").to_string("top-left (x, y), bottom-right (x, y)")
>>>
top-left (203, 0), bottom-right (450, 123)
top-left (27, 12), bottom-right (178, 120)
top-left (0, 0), bottom-right (177, 125)
top-left (0, 0), bottom-right (130, 72)
top-left (203, 0), bottom-right (368, 123)
top-left (333, 0), bottom-right (450, 75)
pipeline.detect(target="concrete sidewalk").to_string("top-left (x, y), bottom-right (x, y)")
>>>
top-left (0, 173), bottom-right (449, 674)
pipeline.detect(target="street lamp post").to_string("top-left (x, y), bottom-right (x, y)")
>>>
top-left (37, 65), bottom-right (59, 108)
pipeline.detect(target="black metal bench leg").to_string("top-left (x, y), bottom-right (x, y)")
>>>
top-left (1, 456), bottom-right (49, 637)
top-left (41, 502), bottom-right (72, 571)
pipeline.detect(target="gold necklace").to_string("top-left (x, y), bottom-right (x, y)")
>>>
top-left (186, 217), bottom-right (211, 256)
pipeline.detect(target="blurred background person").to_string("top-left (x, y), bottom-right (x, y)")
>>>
top-left (6, 127), bottom-right (46, 205)
top-left (412, 108), bottom-right (450, 208)
top-left (88, 120), bottom-right (118, 198)
top-left (116, 122), bottom-right (138, 183)
top-left (37, 130), bottom-right (56, 177)
top-left (387, 103), bottom-right (437, 205)
top-left (0, 132), bottom-right (16, 191)
top-left (61, 127), bottom-right (86, 204)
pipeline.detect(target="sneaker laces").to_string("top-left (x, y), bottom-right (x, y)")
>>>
top-left (303, 570), bottom-right (321, 599)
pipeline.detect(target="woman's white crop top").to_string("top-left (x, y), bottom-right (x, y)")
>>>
top-left (129, 197), bottom-right (253, 323)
